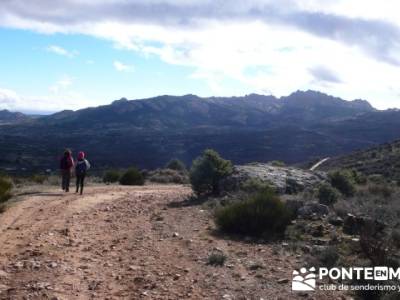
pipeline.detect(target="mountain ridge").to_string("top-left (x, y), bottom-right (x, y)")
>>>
top-left (0, 90), bottom-right (399, 172)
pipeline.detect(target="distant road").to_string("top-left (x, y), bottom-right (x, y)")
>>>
top-left (310, 157), bottom-right (330, 171)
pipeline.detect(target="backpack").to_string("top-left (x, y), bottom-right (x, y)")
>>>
top-left (60, 156), bottom-right (73, 170)
top-left (76, 160), bottom-right (88, 175)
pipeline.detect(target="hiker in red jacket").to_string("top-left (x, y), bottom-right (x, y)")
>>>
top-left (75, 151), bottom-right (91, 195)
top-left (60, 149), bottom-right (74, 192)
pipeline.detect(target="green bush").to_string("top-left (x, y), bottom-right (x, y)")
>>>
top-left (329, 171), bottom-right (356, 197)
top-left (270, 160), bottom-right (285, 167)
top-left (350, 170), bottom-right (367, 185)
top-left (215, 187), bottom-right (291, 238)
top-left (368, 174), bottom-right (386, 184)
top-left (0, 176), bottom-right (13, 203)
top-left (103, 170), bottom-right (121, 183)
top-left (368, 183), bottom-right (393, 198)
top-left (317, 246), bottom-right (339, 268)
top-left (119, 168), bottom-right (144, 186)
top-left (190, 149), bottom-right (233, 195)
top-left (147, 168), bottom-right (189, 184)
top-left (317, 184), bottom-right (340, 206)
top-left (165, 159), bottom-right (187, 172)
top-left (240, 178), bottom-right (273, 194)
top-left (207, 252), bottom-right (227, 266)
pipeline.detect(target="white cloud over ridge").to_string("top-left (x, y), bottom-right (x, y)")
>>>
top-left (1, 1), bottom-right (400, 108)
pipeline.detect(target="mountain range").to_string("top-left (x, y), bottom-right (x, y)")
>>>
top-left (1, 90), bottom-right (400, 173)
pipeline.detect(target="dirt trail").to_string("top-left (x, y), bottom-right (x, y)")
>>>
top-left (0, 185), bottom-right (337, 299)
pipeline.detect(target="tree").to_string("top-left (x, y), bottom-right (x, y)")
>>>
top-left (190, 149), bottom-right (233, 195)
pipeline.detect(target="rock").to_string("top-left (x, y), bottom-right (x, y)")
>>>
top-left (343, 214), bottom-right (386, 235)
top-left (248, 261), bottom-right (265, 270)
top-left (219, 163), bottom-right (326, 195)
top-left (14, 261), bottom-right (24, 269)
top-left (88, 281), bottom-right (101, 291)
top-left (128, 265), bottom-right (140, 271)
top-left (311, 238), bottom-right (330, 245)
top-left (0, 270), bottom-right (9, 278)
top-left (310, 224), bottom-right (324, 237)
top-left (297, 203), bottom-right (329, 218)
top-left (285, 199), bottom-right (305, 215)
top-left (222, 294), bottom-right (232, 299)
top-left (277, 278), bottom-right (289, 284)
top-left (328, 216), bottom-right (344, 226)
top-left (172, 232), bottom-right (179, 238)
top-left (48, 262), bottom-right (58, 268)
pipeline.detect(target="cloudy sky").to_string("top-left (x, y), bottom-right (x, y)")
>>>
top-left (1, 0), bottom-right (400, 112)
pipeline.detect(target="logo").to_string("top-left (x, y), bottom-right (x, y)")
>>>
top-left (292, 267), bottom-right (316, 291)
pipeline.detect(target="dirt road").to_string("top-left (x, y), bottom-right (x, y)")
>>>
top-left (0, 185), bottom-right (338, 299)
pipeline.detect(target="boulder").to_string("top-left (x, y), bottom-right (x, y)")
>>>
top-left (343, 214), bottom-right (386, 235)
top-left (297, 203), bottom-right (329, 218)
top-left (328, 216), bottom-right (344, 227)
top-left (219, 163), bottom-right (326, 194)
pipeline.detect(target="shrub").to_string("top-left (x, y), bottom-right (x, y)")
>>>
top-left (30, 174), bottom-right (47, 184)
top-left (368, 183), bottom-right (393, 198)
top-left (214, 187), bottom-right (291, 238)
top-left (0, 203), bottom-right (7, 214)
top-left (103, 170), bottom-right (121, 183)
top-left (270, 160), bottom-right (285, 167)
top-left (317, 184), bottom-right (340, 206)
top-left (329, 171), bottom-right (355, 197)
top-left (285, 178), bottom-right (304, 194)
top-left (207, 251), bottom-right (227, 266)
top-left (316, 246), bottom-right (339, 268)
top-left (240, 178), bottom-right (273, 194)
top-left (350, 170), bottom-right (367, 185)
top-left (190, 149), bottom-right (233, 195)
top-left (147, 168), bottom-right (189, 184)
top-left (0, 176), bottom-right (13, 203)
top-left (119, 168), bottom-right (144, 186)
top-left (368, 174), bottom-right (385, 184)
top-left (165, 159), bottom-right (187, 172)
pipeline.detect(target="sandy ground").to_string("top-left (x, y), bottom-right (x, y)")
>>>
top-left (0, 184), bottom-right (342, 299)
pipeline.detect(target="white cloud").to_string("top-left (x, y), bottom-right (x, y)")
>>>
top-left (47, 45), bottom-right (78, 58)
top-left (113, 60), bottom-right (134, 72)
top-left (49, 76), bottom-right (74, 94)
top-left (0, 86), bottom-right (89, 112)
top-left (1, 1), bottom-right (400, 108)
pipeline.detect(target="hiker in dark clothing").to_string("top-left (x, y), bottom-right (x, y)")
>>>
top-left (75, 151), bottom-right (91, 195)
top-left (60, 149), bottom-right (74, 192)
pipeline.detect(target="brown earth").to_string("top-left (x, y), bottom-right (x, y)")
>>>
top-left (0, 184), bottom-right (341, 299)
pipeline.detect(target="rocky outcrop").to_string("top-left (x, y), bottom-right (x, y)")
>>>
top-left (297, 203), bottom-right (329, 219)
top-left (343, 214), bottom-right (386, 235)
top-left (220, 163), bottom-right (326, 194)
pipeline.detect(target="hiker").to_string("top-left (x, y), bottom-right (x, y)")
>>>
top-left (60, 149), bottom-right (74, 192)
top-left (75, 151), bottom-right (91, 195)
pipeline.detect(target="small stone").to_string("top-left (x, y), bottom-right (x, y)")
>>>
top-left (172, 232), bottom-right (179, 237)
top-left (0, 270), bottom-right (9, 278)
top-left (14, 261), bottom-right (24, 269)
top-left (277, 278), bottom-right (289, 284)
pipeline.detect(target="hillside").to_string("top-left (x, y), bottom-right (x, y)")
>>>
top-left (320, 139), bottom-right (400, 181)
top-left (2, 90), bottom-right (400, 173)
top-left (0, 110), bottom-right (31, 124)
